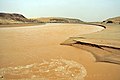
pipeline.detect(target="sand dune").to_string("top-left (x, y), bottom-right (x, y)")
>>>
top-left (0, 23), bottom-right (120, 80)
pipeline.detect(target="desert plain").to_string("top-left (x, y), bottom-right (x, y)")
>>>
top-left (0, 23), bottom-right (120, 80)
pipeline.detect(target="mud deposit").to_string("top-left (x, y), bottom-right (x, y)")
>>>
top-left (0, 59), bottom-right (87, 80)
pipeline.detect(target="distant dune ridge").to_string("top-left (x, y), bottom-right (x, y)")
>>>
top-left (0, 13), bottom-right (84, 25)
top-left (0, 13), bottom-right (42, 24)
top-left (32, 17), bottom-right (84, 23)
top-left (1, 12), bottom-right (120, 25)
top-left (103, 16), bottom-right (120, 24)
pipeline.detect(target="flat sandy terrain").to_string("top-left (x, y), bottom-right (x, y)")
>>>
top-left (0, 23), bottom-right (43, 28)
top-left (0, 23), bottom-right (120, 80)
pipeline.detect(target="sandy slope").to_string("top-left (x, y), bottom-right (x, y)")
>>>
top-left (0, 23), bottom-right (119, 80)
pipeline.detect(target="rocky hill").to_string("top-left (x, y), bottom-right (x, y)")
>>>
top-left (0, 13), bottom-right (84, 24)
top-left (103, 16), bottom-right (120, 24)
top-left (0, 13), bottom-right (41, 24)
top-left (32, 17), bottom-right (84, 23)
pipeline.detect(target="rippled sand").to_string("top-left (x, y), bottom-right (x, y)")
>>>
top-left (0, 23), bottom-right (119, 80)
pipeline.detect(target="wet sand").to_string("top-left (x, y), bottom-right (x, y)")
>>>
top-left (0, 23), bottom-right (120, 80)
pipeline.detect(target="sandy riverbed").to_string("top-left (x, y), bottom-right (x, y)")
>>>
top-left (0, 23), bottom-right (119, 80)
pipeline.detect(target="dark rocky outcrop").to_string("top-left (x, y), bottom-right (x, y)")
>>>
top-left (103, 16), bottom-right (120, 24)
top-left (0, 13), bottom-right (28, 23)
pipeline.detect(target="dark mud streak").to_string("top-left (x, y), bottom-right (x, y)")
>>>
top-left (74, 40), bottom-right (120, 50)
top-left (83, 23), bottom-right (106, 29)
top-left (74, 40), bottom-right (103, 49)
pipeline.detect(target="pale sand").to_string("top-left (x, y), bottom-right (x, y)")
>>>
top-left (0, 23), bottom-right (119, 80)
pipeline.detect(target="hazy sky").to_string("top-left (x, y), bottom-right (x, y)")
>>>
top-left (0, 0), bottom-right (120, 22)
